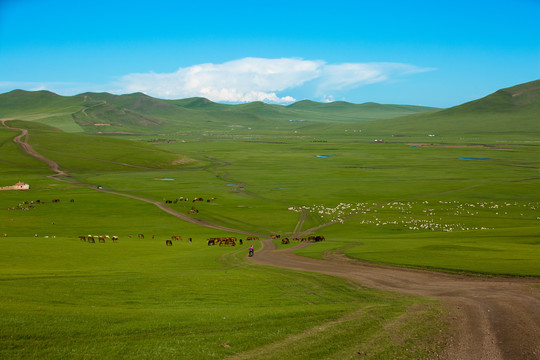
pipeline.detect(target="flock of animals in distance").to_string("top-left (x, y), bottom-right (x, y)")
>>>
top-left (3, 194), bottom-right (326, 248)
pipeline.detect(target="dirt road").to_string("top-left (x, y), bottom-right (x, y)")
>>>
top-left (1, 119), bottom-right (262, 236)
top-left (251, 241), bottom-right (540, 359)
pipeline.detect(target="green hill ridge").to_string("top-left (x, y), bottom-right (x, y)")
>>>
top-left (1, 79), bottom-right (539, 138)
top-left (363, 79), bottom-right (540, 136)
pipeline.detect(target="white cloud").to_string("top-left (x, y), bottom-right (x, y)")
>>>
top-left (317, 62), bottom-right (434, 93)
top-left (117, 57), bottom-right (323, 103)
top-left (116, 57), bottom-right (433, 103)
top-left (0, 58), bottom-right (433, 103)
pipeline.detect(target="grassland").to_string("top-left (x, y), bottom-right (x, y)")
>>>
top-left (1, 80), bottom-right (539, 358)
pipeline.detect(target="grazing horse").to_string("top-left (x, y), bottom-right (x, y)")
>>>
top-left (2, 233), bottom-right (8, 237)
top-left (219, 238), bottom-right (236, 246)
top-left (138, 233), bottom-right (144, 239)
top-left (79, 235), bottom-right (86, 242)
top-left (247, 236), bottom-right (259, 241)
top-left (87, 236), bottom-right (95, 243)
top-left (282, 238), bottom-right (290, 244)
top-left (171, 235), bottom-right (182, 241)
top-left (112, 236), bottom-right (118, 242)
top-left (98, 236), bottom-right (105, 243)
top-left (166, 240), bottom-right (173, 246)
top-left (207, 238), bottom-right (218, 246)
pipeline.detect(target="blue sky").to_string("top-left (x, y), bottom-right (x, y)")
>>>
top-left (0, 0), bottom-right (539, 107)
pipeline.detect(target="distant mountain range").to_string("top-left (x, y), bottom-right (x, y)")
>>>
top-left (0, 79), bottom-right (538, 136)
top-left (0, 89), bottom-right (437, 134)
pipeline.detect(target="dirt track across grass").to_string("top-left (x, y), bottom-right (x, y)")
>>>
top-left (251, 240), bottom-right (540, 360)
top-left (1, 119), bottom-right (263, 236)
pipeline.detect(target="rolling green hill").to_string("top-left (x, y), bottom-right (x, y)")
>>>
top-left (1, 79), bottom-right (539, 141)
top-left (363, 79), bottom-right (540, 137)
top-left (0, 90), bottom-right (438, 136)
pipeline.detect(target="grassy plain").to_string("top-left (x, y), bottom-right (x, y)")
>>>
top-left (0, 122), bottom-right (449, 359)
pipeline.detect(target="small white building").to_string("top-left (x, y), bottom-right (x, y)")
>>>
top-left (0, 182), bottom-right (30, 191)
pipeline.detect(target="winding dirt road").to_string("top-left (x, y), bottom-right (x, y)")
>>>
top-left (1, 119), bottom-right (264, 235)
top-left (251, 241), bottom-right (540, 359)
top-left (3, 118), bottom-right (540, 359)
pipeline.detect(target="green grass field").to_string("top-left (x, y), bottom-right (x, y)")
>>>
top-left (0, 237), bottom-right (445, 359)
top-left (1, 81), bottom-right (539, 358)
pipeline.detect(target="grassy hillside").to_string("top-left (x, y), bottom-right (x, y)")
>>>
top-left (363, 79), bottom-right (540, 138)
top-left (0, 90), bottom-right (438, 136)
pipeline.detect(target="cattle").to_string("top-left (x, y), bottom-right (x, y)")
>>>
top-left (166, 240), bottom-right (173, 246)
top-left (112, 236), bottom-right (118, 242)
top-left (138, 234), bottom-right (144, 239)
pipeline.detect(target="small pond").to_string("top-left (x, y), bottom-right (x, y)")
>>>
top-left (460, 158), bottom-right (492, 161)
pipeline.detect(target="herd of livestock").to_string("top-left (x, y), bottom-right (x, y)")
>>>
top-left (76, 234), bottom-right (325, 246)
